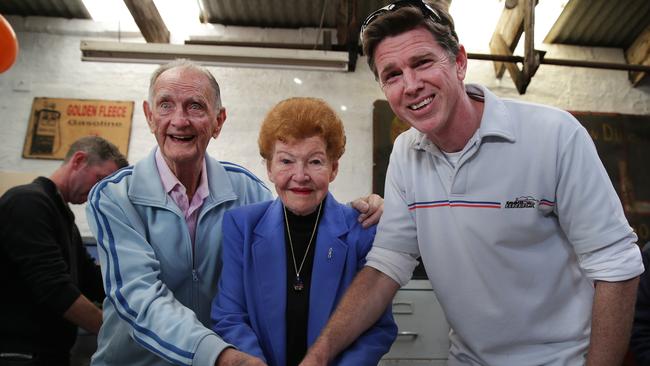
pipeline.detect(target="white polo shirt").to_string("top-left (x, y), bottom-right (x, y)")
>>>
top-left (367, 84), bottom-right (642, 366)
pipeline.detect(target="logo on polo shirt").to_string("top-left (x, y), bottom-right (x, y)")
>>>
top-left (505, 196), bottom-right (537, 208)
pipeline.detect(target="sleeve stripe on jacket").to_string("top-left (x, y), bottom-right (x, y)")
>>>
top-left (88, 168), bottom-right (195, 365)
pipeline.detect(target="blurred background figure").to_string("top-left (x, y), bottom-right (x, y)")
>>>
top-left (0, 136), bottom-right (127, 366)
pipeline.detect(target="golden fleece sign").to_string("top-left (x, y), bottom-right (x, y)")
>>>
top-left (22, 97), bottom-right (133, 160)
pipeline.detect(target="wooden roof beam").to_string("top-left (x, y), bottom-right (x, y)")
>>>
top-left (335, 0), bottom-right (357, 71)
top-left (489, 0), bottom-right (524, 79)
top-left (123, 0), bottom-right (170, 43)
top-left (489, 0), bottom-right (541, 94)
top-left (625, 24), bottom-right (650, 86)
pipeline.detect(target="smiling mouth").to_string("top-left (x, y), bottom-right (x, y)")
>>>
top-left (290, 188), bottom-right (312, 194)
top-left (408, 96), bottom-right (434, 110)
top-left (170, 134), bottom-right (195, 142)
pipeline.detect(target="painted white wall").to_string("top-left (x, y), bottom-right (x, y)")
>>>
top-left (1, 15), bottom-right (649, 236)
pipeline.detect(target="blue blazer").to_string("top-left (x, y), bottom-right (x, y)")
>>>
top-left (211, 193), bottom-right (397, 366)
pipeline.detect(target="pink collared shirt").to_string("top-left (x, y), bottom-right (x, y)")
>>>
top-left (155, 149), bottom-right (209, 245)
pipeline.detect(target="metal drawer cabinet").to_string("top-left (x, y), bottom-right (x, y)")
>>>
top-left (380, 280), bottom-right (450, 366)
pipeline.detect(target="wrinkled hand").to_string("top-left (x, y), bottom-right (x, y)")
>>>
top-left (216, 348), bottom-right (267, 366)
top-left (350, 193), bottom-right (384, 228)
top-left (298, 349), bottom-right (328, 366)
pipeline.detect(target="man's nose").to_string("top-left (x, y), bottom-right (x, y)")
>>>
top-left (403, 69), bottom-right (423, 95)
top-left (170, 108), bottom-right (190, 127)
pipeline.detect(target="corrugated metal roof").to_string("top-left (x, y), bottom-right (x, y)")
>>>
top-left (3, 0), bottom-right (648, 52)
top-left (0, 0), bottom-right (90, 19)
top-left (544, 0), bottom-right (650, 48)
top-left (200, 0), bottom-right (329, 28)
top-left (198, 0), bottom-right (390, 28)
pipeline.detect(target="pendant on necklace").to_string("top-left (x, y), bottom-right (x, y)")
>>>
top-left (293, 276), bottom-right (304, 291)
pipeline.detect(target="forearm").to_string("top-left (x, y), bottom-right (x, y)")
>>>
top-left (586, 277), bottom-right (639, 366)
top-left (215, 348), bottom-right (266, 366)
top-left (334, 306), bottom-right (397, 365)
top-left (301, 267), bottom-right (400, 365)
top-left (63, 294), bottom-right (102, 334)
top-left (630, 251), bottom-right (650, 364)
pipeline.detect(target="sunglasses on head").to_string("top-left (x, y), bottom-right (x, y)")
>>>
top-left (360, 0), bottom-right (443, 41)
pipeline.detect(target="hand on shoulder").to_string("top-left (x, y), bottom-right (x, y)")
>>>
top-left (350, 193), bottom-right (384, 228)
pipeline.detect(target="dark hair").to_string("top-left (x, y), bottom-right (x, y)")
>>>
top-left (148, 59), bottom-right (222, 109)
top-left (64, 136), bottom-right (128, 168)
top-left (362, 1), bottom-right (459, 76)
top-left (258, 97), bottom-right (345, 162)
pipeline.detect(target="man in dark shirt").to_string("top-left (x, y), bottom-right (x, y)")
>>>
top-left (0, 136), bottom-right (127, 366)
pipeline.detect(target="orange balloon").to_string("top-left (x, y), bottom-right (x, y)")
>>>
top-left (0, 15), bottom-right (18, 73)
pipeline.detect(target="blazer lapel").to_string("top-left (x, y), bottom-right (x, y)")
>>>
top-left (252, 199), bottom-right (287, 366)
top-left (307, 195), bottom-right (350, 344)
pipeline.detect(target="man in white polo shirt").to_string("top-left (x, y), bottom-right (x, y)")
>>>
top-left (300, 1), bottom-right (643, 365)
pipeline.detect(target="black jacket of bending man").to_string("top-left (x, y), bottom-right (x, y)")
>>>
top-left (0, 177), bottom-right (104, 364)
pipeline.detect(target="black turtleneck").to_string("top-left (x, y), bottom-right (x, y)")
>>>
top-left (283, 199), bottom-right (325, 366)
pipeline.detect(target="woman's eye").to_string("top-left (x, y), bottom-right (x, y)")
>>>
top-left (310, 159), bottom-right (323, 165)
top-left (280, 159), bottom-right (292, 164)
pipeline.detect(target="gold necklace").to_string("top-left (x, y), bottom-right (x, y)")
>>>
top-left (283, 201), bottom-right (323, 291)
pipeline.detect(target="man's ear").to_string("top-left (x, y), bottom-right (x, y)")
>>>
top-left (455, 44), bottom-right (468, 81)
top-left (69, 150), bottom-right (88, 170)
top-left (143, 100), bottom-right (155, 133)
top-left (212, 107), bottom-right (227, 139)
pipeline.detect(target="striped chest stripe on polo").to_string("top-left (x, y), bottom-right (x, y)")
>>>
top-left (539, 199), bottom-right (555, 207)
top-left (408, 200), bottom-right (502, 211)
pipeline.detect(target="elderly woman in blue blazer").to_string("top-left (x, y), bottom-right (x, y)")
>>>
top-left (211, 97), bottom-right (396, 366)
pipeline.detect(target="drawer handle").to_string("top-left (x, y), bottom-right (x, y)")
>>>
top-left (396, 331), bottom-right (419, 339)
top-left (392, 301), bottom-right (414, 314)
